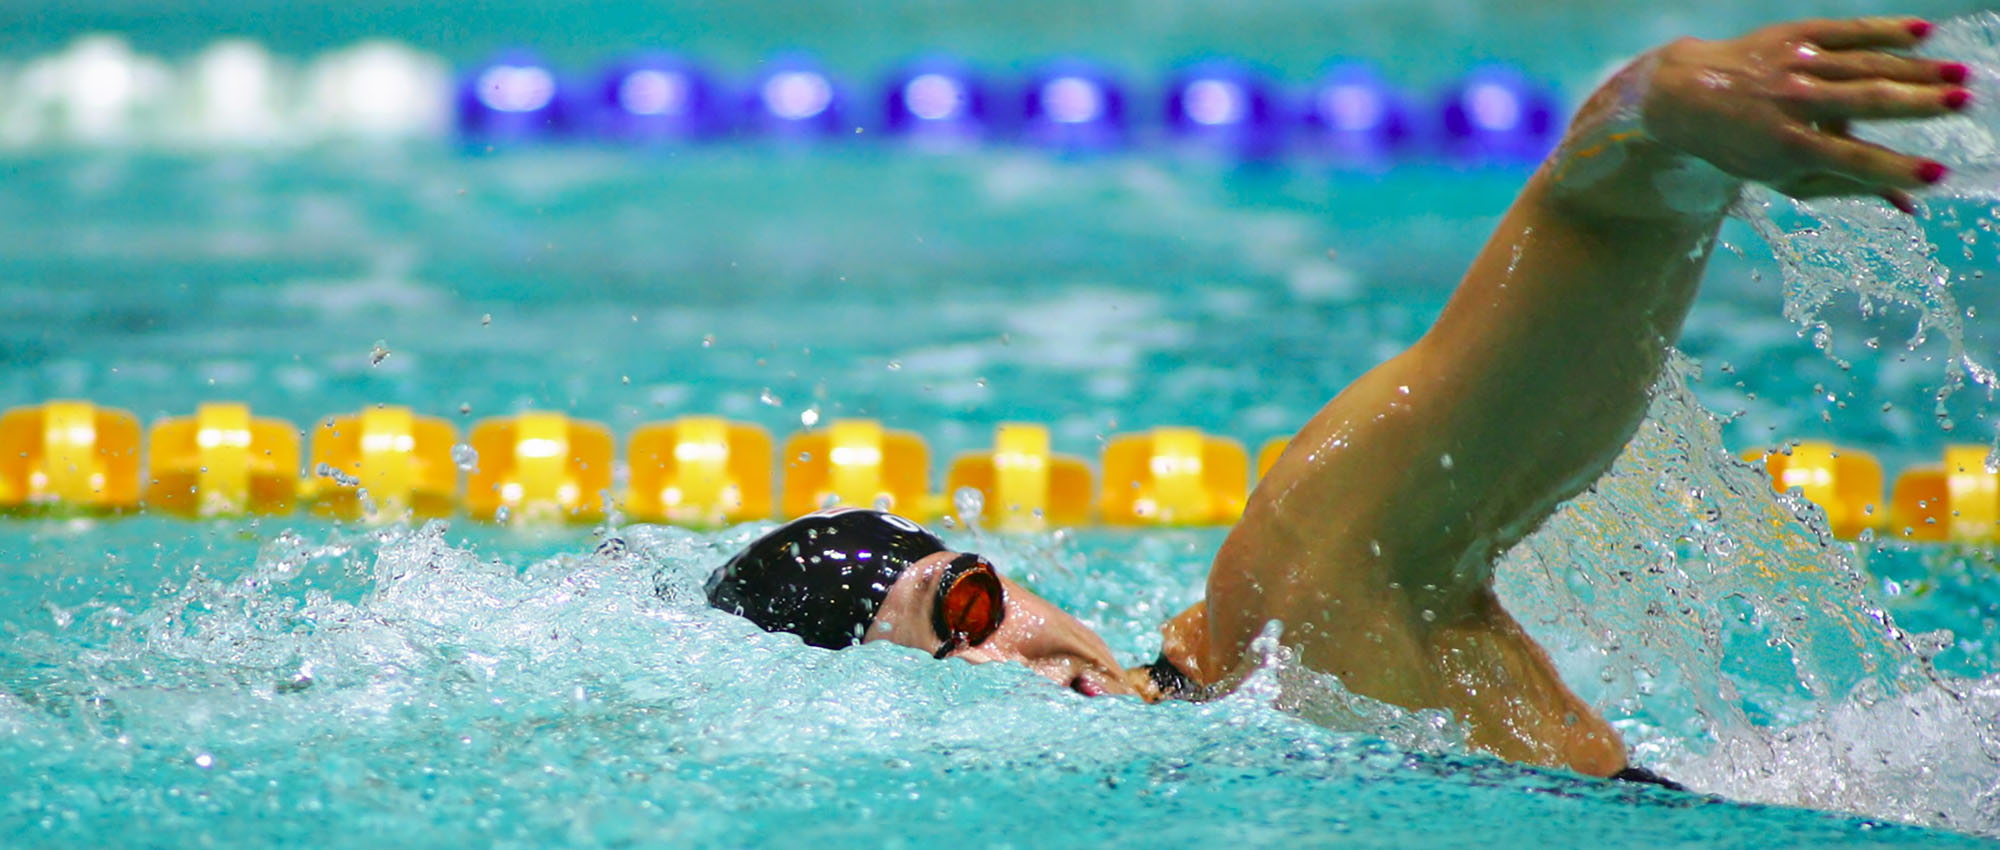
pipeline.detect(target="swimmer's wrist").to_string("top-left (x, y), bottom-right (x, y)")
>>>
top-left (1550, 50), bottom-right (1740, 218)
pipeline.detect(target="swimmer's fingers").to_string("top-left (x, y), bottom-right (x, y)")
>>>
top-left (1793, 78), bottom-right (1965, 121)
top-left (1795, 16), bottom-right (1929, 51)
top-left (1787, 176), bottom-right (1919, 215)
top-left (1880, 188), bottom-right (1919, 215)
top-left (1802, 51), bottom-right (1968, 85)
top-left (1779, 173), bottom-right (1886, 202)
top-left (1782, 130), bottom-right (1943, 192)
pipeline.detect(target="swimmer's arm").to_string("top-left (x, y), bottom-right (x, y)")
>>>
top-left (1203, 17), bottom-right (1958, 772)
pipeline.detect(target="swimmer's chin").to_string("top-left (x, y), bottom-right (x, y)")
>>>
top-left (1058, 667), bottom-right (1165, 703)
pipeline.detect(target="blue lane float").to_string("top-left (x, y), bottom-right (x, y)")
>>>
top-left (458, 51), bottom-right (568, 142)
top-left (441, 49), bottom-right (1562, 164)
top-left (1436, 65), bottom-right (1559, 161)
top-left (747, 56), bottom-right (846, 139)
top-left (1020, 61), bottom-right (1128, 153)
top-left (881, 57), bottom-right (990, 144)
top-left (1300, 63), bottom-right (1414, 163)
top-left (590, 54), bottom-right (725, 142)
top-left (1163, 61), bottom-right (1283, 158)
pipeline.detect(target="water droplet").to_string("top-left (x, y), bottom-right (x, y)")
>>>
top-left (313, 463), bottom-right (360, 487)
top-left (1438, 453), bottom-right (1454, 470)
top-left (369, 341), bottom-right (391, 366)
top-left (195, 753), bottom-right (214, 768)
top-left (759, 389), bottom-right (782, 406)
top-left (801, 407), bottom-right (820, 427)
top-left (481, 313), bottom-right (492, 326)
top-left (458, 403), bottom-right (472, 416)
top-left (953, 487), bottom-right (986, 527)
top-left (886, 360), bottom-right (902, 371)
top-left (451, 443), bottom-right (479, 473)
top-left (702, 334), bottom-right (715, 348)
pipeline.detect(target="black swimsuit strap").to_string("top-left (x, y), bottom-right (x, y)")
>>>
top-left (1610, 765), bottom-right (1687, 791)
top-left (1145, 653), bottom-right (1201, 701)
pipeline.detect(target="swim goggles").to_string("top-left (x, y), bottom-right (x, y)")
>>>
top-left (931, 552), bottom-right (1006, 659)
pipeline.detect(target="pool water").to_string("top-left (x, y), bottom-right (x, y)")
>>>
top-left (10, 2), bottom-right (2000, 847)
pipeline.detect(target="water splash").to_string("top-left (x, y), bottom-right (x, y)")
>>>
top-left (1496, 358), bottom-right (2000, 828)
top-left (1483, 13), bottom-right (2000, 832)
top-left (1735, 13), bottom-right (2000, 446)
top-left (2, 506), bottom-right (1986, 846)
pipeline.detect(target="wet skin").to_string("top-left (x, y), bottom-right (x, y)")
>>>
top-left (865, 551), bottom-right (1152, 700)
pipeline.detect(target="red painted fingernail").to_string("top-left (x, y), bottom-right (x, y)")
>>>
top-left (1942, 63), bottom-right (1971, 84)
top-left (1946, 88), bottom-right (1973, 111)
top-left (1908, 20), bottom-right (1934, 38)
top-left (1917, 160), bottom-right (1948, 184)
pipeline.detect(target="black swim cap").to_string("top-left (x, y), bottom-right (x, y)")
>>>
top-left (705, 508), bottom-right (948, 650)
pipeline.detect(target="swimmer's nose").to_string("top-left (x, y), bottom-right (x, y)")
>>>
top-left (959, 577), bottom-right (1135, 696)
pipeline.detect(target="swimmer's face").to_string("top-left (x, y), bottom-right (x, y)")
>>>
top-left (866, 551), bottom-right (1146, 700)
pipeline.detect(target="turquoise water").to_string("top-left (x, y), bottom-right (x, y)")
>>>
top-left (0, 519), bottom-right (1989, 848)
top-left (9, 2), bottom-right (2000, 847)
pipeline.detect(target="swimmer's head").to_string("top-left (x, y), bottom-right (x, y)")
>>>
top-left (706, 507), bottom-right (1148, 699)
top-left (705, 508), bottom-right (946, 650)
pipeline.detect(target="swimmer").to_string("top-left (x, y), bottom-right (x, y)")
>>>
top-left (704, 17), bottom-right (1969, 784)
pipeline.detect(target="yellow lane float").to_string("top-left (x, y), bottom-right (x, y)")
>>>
top-left (0, 400), bottom-right (142, 513)
top-left (626, 416), bottom-right (773, 525)
top-left (781, 419), bottom-right (932, 517)
top-left (1742, 440), bottom-right (1883, 541)
top-left (1257, 436), bottom-right (1289, 479)
top-left (466, 412), bottom-right (614, 523)
top-left (12, 396), bottom-right (2000, 545)
top-left (1890, 445), bottom-right (2000, 543)
top-left (944, 423), bottom-right (1092, 530)
top-left (302, 406), bottom-right (459, 521)
top-left (1101, 427), bottom-right (1247, 525)
top-left (143, 402), bottom-right (300, 517)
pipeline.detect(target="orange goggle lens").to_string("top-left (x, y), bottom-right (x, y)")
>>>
top-left (932, 553), bottom-right (1005, 658)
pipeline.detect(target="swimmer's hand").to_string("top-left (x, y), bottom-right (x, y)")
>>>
top-left (1571, 17), bottom-right (1965, 215)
